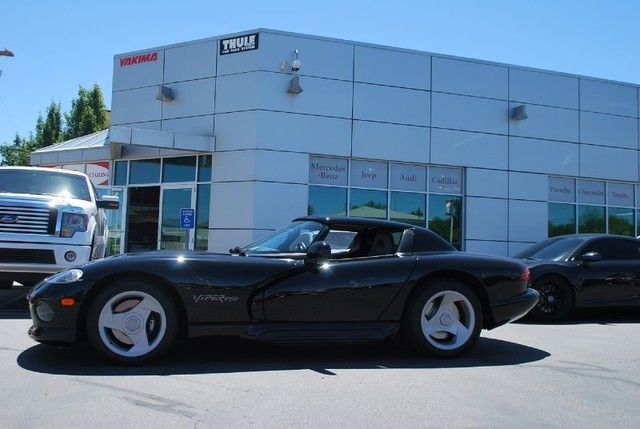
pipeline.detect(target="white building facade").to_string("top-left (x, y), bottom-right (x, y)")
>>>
top-left (30, 29), bottom-right (640, 256)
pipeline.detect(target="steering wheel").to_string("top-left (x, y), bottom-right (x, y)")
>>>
top-left (296, 241), bottom-right (308, 252)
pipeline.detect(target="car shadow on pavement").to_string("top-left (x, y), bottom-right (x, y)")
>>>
top-left (519, 306), bottom-right (640, 326)
top-left (17, 336), bottom-right (550, 377)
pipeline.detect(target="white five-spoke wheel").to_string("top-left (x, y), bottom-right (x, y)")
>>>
top-left (406, 281), bottom-right (483, 357)
top-left (87, 281), bottom-right (177, 364)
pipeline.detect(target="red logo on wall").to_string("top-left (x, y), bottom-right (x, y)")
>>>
top-left (86, 162), bottom-right (110, 186)
top-left (119, 52), bottom-right (158, 67)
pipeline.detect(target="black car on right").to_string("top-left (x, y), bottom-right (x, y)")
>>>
top-left (516, 234), bottom-right (640, 321)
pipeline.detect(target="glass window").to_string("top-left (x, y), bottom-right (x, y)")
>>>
top-left (309, 157), bottom-right (348, 186)
top-left (515, 236), bottom-right (588, 261)
top-left (196, 184), bottom-right (211, 251)
top-left (244, 221), bottom-right (324, 254)
top-left (390, 164), bottom-right (426, 192)
top-left (323, 230), bottom-right (357, 253)
top-left (350, 160), bottom-right (388, 189)
top-left (350, 189), bottom-right (387, 219)
top-left (390, 192), bottom-right (426, 226)
top-left (162, 156), bottom-right (196, 183)
top-left (129, 159), bottom-right (160, 184)
top-left (0, 169), bottom-right (91, 201)
top-left (198, 155), bottom-right (212, 182)
top-left (608, 183), bottom-right (634, 207)
top-left (548, 177), bottom-right (575, 203)
top-left (308, 186), bottom-right (347, 216)
top-left (114, 161), bottom-right (128, 185)
top-left (577, 180), bottom-right (605, 205)
top-left (548, 203), bottom-right (576, 237)
top-left (581, 238), bottom-right (640, 260)
top-left (429, 167), bottom-right (462, 194)
top-left (608, 207), bottom-right (634, 236)
top-left (428, 195), bottom-right (462, 250)
top-left (578, 205), bottom-right (605, 233)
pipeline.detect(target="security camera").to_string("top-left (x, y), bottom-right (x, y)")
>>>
top-left (291, 59), bottom-right (301, 72)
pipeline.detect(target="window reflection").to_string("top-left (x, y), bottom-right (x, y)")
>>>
top-left (578, 205), bottom-right (605, 233)
top-left (129, 159), bottom-right (160, 184)
top-left (198, 155), bottom-right (212, 182)
top-left (196, 184), bottom-right (211, 250)
top-left (608, 207), bottom-right (634, 236)
top-left (549, 203), bottom-right (576, 237)
top-left (308, 186), bottom-right (347, 216)
top-left (390, 192), bottom-right (426, 226)
top-left (350, 189), bottom-right (387, 219)
top-left (162, 156), bottom-right (196, 183)
top-left (428, 195), bottom-right (462, 249)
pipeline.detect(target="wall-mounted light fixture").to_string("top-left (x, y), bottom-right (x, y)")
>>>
top-left (156, 85), bottom-right (174, 102)
top-left (511, 104), bottom-right (528, 120)
top-left (287, 75), bottom-right (303, 94)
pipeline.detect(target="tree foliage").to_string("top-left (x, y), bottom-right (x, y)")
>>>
top-left (0, 84), bottom-right (109, 166)
top-left (64, 84), bottom-right (109, 140)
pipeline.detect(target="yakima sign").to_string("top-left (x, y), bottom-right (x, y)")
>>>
top-left (219, 33), bottom-right (259, 55)
top-left (119, 52), bottom-right (158, 67)
top-left (86, 162), bottom-right (110, 186)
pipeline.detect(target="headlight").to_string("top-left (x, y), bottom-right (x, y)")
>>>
top-left (47, 269), bottom-right (83, 284)
top-left (61, 212), bottom-right (88, 237)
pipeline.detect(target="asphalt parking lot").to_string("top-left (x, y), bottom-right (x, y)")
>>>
top-left (1, 289), bottom-right (639, 428)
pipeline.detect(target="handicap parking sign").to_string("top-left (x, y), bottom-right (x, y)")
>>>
top-left (180, 208), bottom-right (195, 229)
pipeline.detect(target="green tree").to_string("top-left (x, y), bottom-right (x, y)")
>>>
top-left (36, 101), bottom-right (63, 148)
top-left (0, 134), bottom-right (35, 166)
top-left (64, 84), bottom-right (109, 140)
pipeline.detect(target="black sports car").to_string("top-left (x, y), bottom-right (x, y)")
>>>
top-left (516, 234), bottom-right (640, 321)
top-left (28, 216), bottom-right (538, 364)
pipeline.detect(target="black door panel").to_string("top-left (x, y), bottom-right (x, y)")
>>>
top-left (264, 255), bottom-right (416, 322)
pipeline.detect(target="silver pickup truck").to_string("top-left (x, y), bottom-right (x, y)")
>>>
top-left (0, 167), bottom-right (119, 288)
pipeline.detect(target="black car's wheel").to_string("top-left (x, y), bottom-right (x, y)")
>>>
top-left (405, 280), bottom-right (483, 357)
top-left (528, 276), bottom-right (573, 322)
top-left (86, 280), bottom-right (178, 364)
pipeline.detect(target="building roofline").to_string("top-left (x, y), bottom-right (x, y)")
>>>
top-left (113, 28), bottom-right (639, 88)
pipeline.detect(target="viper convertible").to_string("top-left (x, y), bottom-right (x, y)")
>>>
top-left (28, 217), bottom-right (538, 364)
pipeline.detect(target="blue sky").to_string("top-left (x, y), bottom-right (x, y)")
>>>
top-left (1, 0), bottom-right (638, 146)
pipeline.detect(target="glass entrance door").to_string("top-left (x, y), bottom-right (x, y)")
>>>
top-left (159, 185), bottom-right (196, 250)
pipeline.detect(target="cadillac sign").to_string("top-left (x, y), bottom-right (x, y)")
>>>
top-left (219, 33), bottom-right (259, 55)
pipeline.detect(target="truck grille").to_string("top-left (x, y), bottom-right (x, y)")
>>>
top-left (0, 249), bottom-right (56, 264)
top-left (0, 205), bottom-right (56, 235)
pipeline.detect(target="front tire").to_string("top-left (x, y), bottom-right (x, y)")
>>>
top-left (86, 280), bottom-right (178, 364)
top-left (405, 280), bottom-right (483, 357)
top-left (528, 276), bottom-right (573, 322)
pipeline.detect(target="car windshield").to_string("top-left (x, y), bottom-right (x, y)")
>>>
top-left (514, 236), bottom-right (588, 261)
top-left (0, 169), bottom-right (91, 202)
top-left (243, 221), bottom-right (325, 254)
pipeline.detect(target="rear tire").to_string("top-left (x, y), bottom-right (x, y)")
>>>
top-left (528, 276), bottom-right (573, 322)
top-left (86, 280), bottom-right (178, 365)
top-left (404, 280), bottom-right (483, 357)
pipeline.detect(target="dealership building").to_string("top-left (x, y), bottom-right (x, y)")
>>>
top-left (30, 29), bottom-right (640, 256)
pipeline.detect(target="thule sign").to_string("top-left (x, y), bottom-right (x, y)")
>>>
top-left (219, 33), bottom-right (259, 55)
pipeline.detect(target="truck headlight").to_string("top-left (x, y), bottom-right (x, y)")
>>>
top-left (61, 213), bottom-right (88, 237)
top-left (47, 269), bottom-right (83, 284)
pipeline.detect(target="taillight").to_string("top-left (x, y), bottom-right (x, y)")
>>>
top-left (520, 267), bottom-right (531, 283)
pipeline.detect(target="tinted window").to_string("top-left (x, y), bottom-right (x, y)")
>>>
top-left (197, 155), bottom-right (212, 182)
top-left (581, 238), bottom-right (640, 260)
top-left (390, 192), bottom-right (425, 226)
top-left (515, 237), bottom-right (587, 261)
top-left (608, 207), bottom-right (634, 236)
top-left (549, 203), bottom-right (575, 237)
top-left (130, 159), bottom-right (160, 184)
top-left (578, 205), bottom-right (605, 233)
top-left (428, 194), bottom-right (462, 250)
top-left (162, 156), bottom-right (196, 183)
top-left (350, 189), bottom-right (387, 219)
top-left (114, 161), bottom-right (128, 185)
top-left (308, 186), bottom-right (347, 216)
top-left (244, 221), bottom-right (325, 254)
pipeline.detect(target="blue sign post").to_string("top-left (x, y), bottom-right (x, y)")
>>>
top-left (180, 208), bottom-right (195, 229)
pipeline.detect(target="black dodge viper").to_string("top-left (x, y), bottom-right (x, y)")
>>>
top-left (28, 216), bottom-right (538, 364)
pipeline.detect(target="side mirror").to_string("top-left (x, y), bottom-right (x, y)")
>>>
top-left (304, 241), bottom-right (331, 267)
top-left (97, 195), bottom-right (120, 210)
top-left (580, 252), bottom-right (601, 263)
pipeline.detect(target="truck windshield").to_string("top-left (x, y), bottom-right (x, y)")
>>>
top-left (0, 169), bottom-right (91, 202)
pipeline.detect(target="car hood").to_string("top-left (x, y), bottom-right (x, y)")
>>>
top-left (77, 250), bottom-right (301, 281)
